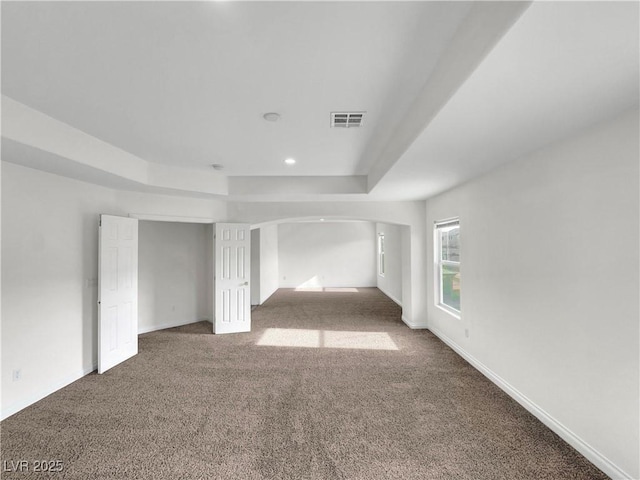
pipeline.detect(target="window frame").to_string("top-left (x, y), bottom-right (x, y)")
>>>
top-left (377, 233), bottom-right (385, 277)
top-left (434, 218), bottom-right (461, 318)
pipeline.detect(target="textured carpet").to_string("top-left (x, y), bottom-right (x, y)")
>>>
top-left (1, 288), bottom-right (607, 479)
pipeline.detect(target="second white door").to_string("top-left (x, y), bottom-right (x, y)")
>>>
top-left (214, 223), bottom-right (251, 334)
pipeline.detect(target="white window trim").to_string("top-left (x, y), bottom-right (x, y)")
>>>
top-left (434, 218), bottom-right (460, 319)
top-left (377, 233), bottom-right (385, 277)
top-left (435, 298), bottom-right (461, 320)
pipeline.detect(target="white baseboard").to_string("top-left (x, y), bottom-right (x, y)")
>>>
top-left (138, 318), bottom-right (210, 335)
top-left (259, 287), bottom-right (278, 305)
top-left (1, 365), bottom-right (96, 421)
top-left (428, 326), bottom-right (633, 480)
top-left (379, 288), bottom-right (402, 307)
top-left (401, 315), bottom-right (429, 330)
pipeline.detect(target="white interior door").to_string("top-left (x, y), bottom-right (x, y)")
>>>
top-left (215, 223), bottom-right (251, 334)
top-left (98, 215), bottom-right (139, 373)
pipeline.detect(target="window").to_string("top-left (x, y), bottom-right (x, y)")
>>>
top-left (435, 219), bottom-right (460, 315)
top-left (377, 233), bottom-right (385, 276)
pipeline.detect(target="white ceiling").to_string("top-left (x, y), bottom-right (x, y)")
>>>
top-left (2, 1), bottom-right (638, 202)
top-left (372, 0), bottom-right (640, 201)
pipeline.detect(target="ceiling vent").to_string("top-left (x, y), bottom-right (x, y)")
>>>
top-left (331, 112), bottom-right (365, 128)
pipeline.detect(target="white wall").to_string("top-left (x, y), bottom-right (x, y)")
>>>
top-left (250, 225), bottom-right (279, 305)
top-left (138, 221), bottom-right (211, 334)
top-left (0, 160), bottom-right (3, 408)
top-left (259, 224), bottom-right (279, 303)
top-left (1, 162), bottom-right (226, 419)
top-left (116, 189), bottom-right (227, 221)
top-left (278, 222), bottom-right (376, 288)
top-left (250, 229), bottom-right (261, 305)
top-left (376, 223), bottom-right (403, 305)
top-left (1, 162), bottom-right (116, 419)
top-left (425, 109), bottom-right (639, 480)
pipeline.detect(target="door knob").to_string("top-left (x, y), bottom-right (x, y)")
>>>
top-left (242, 281), bottom-right (249, 286)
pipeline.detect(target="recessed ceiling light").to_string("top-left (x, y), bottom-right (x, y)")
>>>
top-left (284, 158), bottom-right (296, 165)
top-left (320, 218), bottom-right (325, 222)
top-left (263, 112), bottom-right (280, 122)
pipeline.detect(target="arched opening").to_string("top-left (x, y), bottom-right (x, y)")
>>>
top-left (249, 216), bottom-right (411, 326)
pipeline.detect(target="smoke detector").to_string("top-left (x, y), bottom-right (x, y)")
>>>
top-left (331, 112), bottom-right (365, 128)
top-left (263, 112), bottom-right (281, 122)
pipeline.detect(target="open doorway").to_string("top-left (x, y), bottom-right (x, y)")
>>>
top-left (250, 220), bottom-right (405, 312)
top-left (375, 223), bottom-right (403, 307)
top-left (137, 221), bottom-right (213, 334)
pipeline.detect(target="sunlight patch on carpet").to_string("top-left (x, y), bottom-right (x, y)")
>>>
top-left (256, 328), bottom-right (398, 350)
top-left (293, 277), bottom-right (360, 293)
top-left (294, 287), bottom-right (360, 293)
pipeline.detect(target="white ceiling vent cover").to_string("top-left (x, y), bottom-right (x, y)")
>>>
top-left (331, 112), bottom-right (365, 128)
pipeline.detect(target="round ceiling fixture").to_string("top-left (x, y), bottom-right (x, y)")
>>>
top-left (263, 112), bottom-right (280, 122)
top-left (284, 158), bottom-right (296, 165)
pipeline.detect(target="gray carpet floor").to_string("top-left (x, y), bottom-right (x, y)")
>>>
top-left (1, 288), bottom-right (608, 479)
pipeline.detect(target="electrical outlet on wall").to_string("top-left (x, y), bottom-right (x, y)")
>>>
top-left (12, 369), bottom-right (21, 381)
top-left (465, 329), bottom-right (469, 338)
